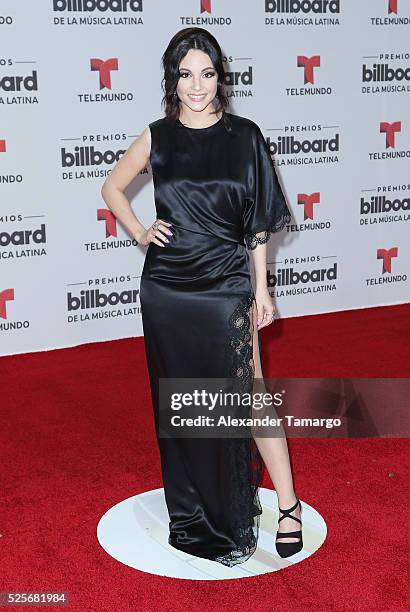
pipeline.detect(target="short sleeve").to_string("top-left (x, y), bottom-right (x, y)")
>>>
top-left (242, 123), bottom-right (291, 250)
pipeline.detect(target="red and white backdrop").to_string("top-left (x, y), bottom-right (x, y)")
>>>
top-left (1, 0), bottom-right (409, 356)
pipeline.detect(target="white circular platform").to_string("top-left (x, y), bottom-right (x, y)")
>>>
top-left (97, 487), bottom-right (327, 580)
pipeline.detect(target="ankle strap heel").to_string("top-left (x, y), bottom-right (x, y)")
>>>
top-left (275, 496), bottom-right (303, 558)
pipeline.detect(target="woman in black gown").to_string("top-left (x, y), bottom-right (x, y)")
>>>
top-left (101, 28), bottom-right (303, 567)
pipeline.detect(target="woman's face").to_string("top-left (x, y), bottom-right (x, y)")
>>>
top-left (176, 48), bottom-right (218, 114)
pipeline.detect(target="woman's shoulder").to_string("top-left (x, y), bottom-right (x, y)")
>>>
top-left (227, 111), bottom-right (255, 125)
top-left (226, 112), bottom-right (261, 136)
top-left (148, 112), bottom-right (257, 127)
top-left (148, 116), bottom-right (170, 129)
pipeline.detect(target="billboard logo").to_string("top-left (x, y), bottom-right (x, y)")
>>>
top-left (0, 69), bottom-right (38, 93)
top-left (360, 194), bottom-right (410, 219)
top-left (265, 0), bottom-right (340, 13)
top-left (388, 0), bottom-right (398, 14)
top-left (268, 260), bottom-right (338, 295)
top-left (0, 224), bottom-right (46, 249)
top-left (61, 144), bottom-right (125, 170)
top-left (267, 127), bottom-right (340, 163)
top-left (362, 62), bottom-right (410, 84)
top-left (264, 0), bottom-right (341, 27)
top-left (361, 54), bottom-right (410, 96)
top-left (53, 0), bottom-right (143, 12)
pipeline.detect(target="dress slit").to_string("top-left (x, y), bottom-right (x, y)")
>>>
top-left (212, 292), bottom-right (264, 567)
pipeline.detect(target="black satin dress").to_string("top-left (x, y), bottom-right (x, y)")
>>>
top-left (140, 111), bottom-right (291, 567)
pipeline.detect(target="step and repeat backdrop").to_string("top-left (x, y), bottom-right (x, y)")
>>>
top-left (1, 1), bottom-right (409, 356)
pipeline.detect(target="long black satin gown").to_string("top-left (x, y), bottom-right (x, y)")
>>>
top-left (140, 110), bottom-right (291, 567)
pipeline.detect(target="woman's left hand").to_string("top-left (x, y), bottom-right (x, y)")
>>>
top-left (255, 286), bottom-right (276, 330)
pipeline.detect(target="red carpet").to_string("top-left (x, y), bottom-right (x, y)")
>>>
top-left (1, 303), bottom-right (409, 611)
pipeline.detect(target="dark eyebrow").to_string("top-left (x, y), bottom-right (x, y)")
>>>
top-left (179, 66), bottom-right (215, 72)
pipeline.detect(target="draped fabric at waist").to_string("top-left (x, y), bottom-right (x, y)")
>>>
top-left (141, 223), bottom-right (252, 294)
top-left (155, 215), bottom-right (245, 247)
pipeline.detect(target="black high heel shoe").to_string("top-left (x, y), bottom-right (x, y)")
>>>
top-left (275, 496), bottom-right (303, 558)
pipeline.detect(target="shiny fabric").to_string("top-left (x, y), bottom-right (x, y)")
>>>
top-left (140, 111), bottom-right (291, 566)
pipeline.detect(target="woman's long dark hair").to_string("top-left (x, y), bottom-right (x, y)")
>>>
top-left (160, 27), bottom-right (230, 129)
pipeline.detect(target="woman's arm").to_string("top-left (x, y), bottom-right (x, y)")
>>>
top-left (243, 123), bottom-right (290, 330)
top-left (249, 241), bottom-right (275, 330)
top-left (100, 127), bottom-right (171, 247)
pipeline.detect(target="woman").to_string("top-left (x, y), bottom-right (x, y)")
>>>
top-left (101, 27), bottom-right (302, 567)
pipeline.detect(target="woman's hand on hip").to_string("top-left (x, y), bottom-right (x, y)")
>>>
top-left (138, 218), bottom-right (173, 247)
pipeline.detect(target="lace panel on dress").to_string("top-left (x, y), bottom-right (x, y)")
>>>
top-left (244, 208), bottom-right (292, 251)
top-left (213, 292), bottom-right (264, 567)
